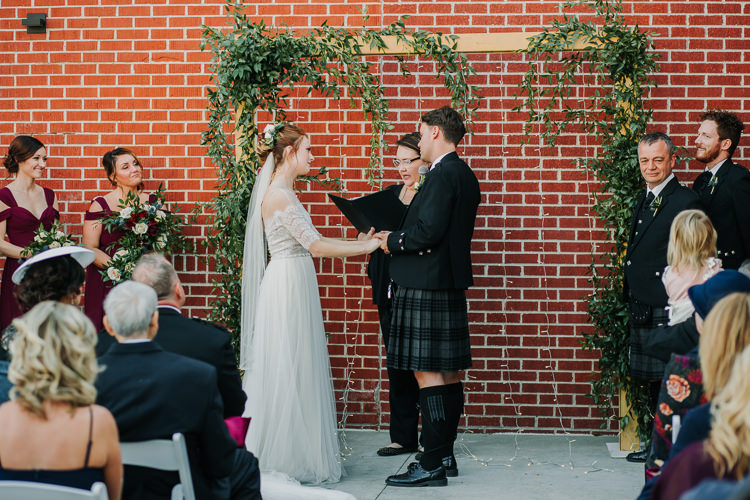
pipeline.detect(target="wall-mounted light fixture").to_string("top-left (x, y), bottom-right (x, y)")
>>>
top-left (22, 13), bottom-right (47, 34)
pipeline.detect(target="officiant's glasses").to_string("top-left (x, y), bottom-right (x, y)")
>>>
top-left (393, 157), bottom-right (420, 168)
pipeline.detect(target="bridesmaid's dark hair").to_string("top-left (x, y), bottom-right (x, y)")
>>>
top-left (15, 256), bottom-right (85, 313)
top-left (102, 147), bottom-right (143, 187)
top-left (396, 132), bottom-right (421, 155)
top-left (257, 124), bottom-right (307, 168)
top-left (4, 136), bottom-right (46, 174)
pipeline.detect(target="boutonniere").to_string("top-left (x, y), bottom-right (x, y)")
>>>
top-left (650, 195), bottom-right (662, 215)
top-left (708, 174), bottom-right (719, 194)
top-left (414, 165), bottom-right (429, 192)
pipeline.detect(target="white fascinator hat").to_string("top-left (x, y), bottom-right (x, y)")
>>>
top-left (12, 246), bottom-right (96, 285)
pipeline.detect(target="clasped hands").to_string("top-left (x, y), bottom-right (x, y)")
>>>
top-left (358, 228), bottom-right (392, 254)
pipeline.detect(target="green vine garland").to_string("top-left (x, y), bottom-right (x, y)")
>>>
top-left (513, 0), bottom-right (659, 439)
top-left (199, 1), bottom-right (480, 343)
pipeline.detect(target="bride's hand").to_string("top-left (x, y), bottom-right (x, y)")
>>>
top-left (365, 237), bottom-right (380, 254)
top-left (357, 227), bottom-right (376, 241)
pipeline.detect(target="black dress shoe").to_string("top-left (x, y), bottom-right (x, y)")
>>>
top-left (414, 449), bottom-right (424, 461)
top-left (377, 445), bottom-right (418, 457)
top-left (626, 450), bottom-right (648, 463)
top-left (385, 462), bottom-right (447, 487)
top-left (442, 456), bottom-right (458, 477)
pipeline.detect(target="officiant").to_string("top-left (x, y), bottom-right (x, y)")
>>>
top-left (360, 132), bottom-right (425, 457)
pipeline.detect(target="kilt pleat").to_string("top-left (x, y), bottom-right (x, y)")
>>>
top-left (629, 306), bottom-right (670, 380)
top-left (387, 287), bottom-right (472, 371)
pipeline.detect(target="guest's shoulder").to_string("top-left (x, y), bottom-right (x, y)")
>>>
top-left (186, 316), bottom-right (233, 342)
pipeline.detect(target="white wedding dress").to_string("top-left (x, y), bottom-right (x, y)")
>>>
top-left (242, 187), bottom-right (347, 493)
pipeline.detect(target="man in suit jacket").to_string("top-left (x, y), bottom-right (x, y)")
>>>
top-left (625, 132), bottom-right (701, 461)
top-left (375, 106), bottom-right (480, 487)
top-left (692, 110), bottom-right (750, 270)
top-left (96, 281), bottom-right (260, 500)
top-left (130, 253), bottom-right (246, 418)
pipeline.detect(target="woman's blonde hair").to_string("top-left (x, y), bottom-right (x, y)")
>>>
top-left (707, 342), bottom-right (750, 479)
top-left (8, 301), bottom-right (99, 418)
top-left (667, 209), bottom-right (717, 274)
top-left (699, 293), bottom-right (750, 400)
top-left (257, 124), bottom-right (307, 167)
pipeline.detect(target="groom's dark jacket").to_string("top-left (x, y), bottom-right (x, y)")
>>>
top-left (96, 341), bottom-right (236, 500)
top-left (387, 151), bottom-right (480, 290)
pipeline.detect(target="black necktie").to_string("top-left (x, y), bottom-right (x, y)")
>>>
top-left (639, 191), bottom-right (655, 221)
top-left (700, 172), bottom-right (714, 195)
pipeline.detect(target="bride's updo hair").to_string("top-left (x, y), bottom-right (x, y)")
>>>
top-left (258, 124), bottom-right (307, 167)
top-left (4, 136), bottom-right (45, 174)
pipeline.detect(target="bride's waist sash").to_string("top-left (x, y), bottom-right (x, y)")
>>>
top-left (268, 251), bottom-right (311, 261)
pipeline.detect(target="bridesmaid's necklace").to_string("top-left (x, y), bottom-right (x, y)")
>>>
top-left (399, 186), bottom-right (414, 205)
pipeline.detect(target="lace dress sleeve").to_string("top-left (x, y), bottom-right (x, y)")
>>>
top-left (277, 201), bottom-right (322, 250)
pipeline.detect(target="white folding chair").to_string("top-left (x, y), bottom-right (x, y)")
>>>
top-left (0, 480), bottom-right (108, 500)
top-left (119, 432), bottom-right (195, 500)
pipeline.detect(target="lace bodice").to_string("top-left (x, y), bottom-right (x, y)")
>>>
top-left (263, 194), bottom-right (321, 259)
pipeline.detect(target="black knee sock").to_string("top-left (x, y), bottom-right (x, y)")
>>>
top-left (442, 382), bottom-right (463, 461)
top-left (418, 385), bottom-right (449, 470)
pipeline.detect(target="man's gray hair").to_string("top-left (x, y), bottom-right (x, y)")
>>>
top-left (103, 280), bottom-right (157, 338)
top-left (639, 131), bottom-right (675, 157)
top-left (132, 253), bottom-right (178, 299)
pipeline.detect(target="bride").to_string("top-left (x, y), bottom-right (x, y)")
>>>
top-left (240, 123), bottom-right (379, 489)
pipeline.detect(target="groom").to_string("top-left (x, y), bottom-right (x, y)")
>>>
top-left (376, 106), bottom-right (480, 487)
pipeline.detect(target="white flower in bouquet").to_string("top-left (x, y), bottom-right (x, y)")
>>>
top-left (155, 210), bottom-right (166, 221)
top-left (49, 241), bottom-right (61, 248)
top-left (156, 233), bottom-right (168, 250)
top-left (120, 207), bottom-right (133, 219)
top-left (34, 234), bottom-right (42, 242)
top-left (142, 204), bottom-right (153, 213)
top-left (55, 231), bottom-right (65, 238)
top-left (133, 222), bottom-right (149, 235)
top-left (115, 249), bottom-right (128, 258)
top-left (107, 267), bottom-right (121, 281)
top-left (63, 242), bottom-right (73, 247)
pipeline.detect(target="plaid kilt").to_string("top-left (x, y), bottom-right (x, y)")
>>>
top-left (629, 304), bottom-right (670, 381)
top-left (387, 287), bottom-right (472, 371)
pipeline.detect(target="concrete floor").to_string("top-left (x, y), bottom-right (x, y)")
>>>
top-left (323, 430), bottom-right (644, 500)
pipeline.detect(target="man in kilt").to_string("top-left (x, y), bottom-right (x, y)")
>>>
top-left (624, 132), bottom-right (700, 462)
top-left (375, 106), bottom-right (480, 487)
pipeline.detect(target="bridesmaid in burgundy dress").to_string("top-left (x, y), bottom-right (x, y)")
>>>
top-left (82, 148), bottom-right (154, 330)
top-left (0, 136), bottom-right (59, 330)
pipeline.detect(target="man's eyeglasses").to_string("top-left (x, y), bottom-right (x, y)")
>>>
top-left (393, 157), bottom-right (421, 168)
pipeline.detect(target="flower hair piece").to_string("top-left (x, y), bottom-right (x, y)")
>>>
top-left (262, 122), bottom-right (286, 148)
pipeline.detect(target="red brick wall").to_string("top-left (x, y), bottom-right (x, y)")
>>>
top-left (2, 1), bottom-right (749, 434)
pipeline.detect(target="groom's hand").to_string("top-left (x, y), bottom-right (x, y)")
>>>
top-left (375, 231), bottom-right (391, 254)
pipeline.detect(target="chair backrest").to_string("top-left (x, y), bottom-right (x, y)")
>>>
top-left (0, 480), bottom-right (108, 500)
top-left (119, 432), bottom-right (195, 500)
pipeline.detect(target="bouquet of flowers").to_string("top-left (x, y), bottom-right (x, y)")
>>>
top-left (100, 184), bottom-right (185, 284)
top-left (21, 221), bottom-right (78, 258)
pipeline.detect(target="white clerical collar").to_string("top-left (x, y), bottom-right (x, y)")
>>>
top-left (122, 338), bottom-right (152, 344)
top-left (708, 158), bottom-right (728, 177)
top-left (648, 173), bottom-right (675, 199)
top-left (430, 152), bottom-right (451, 171)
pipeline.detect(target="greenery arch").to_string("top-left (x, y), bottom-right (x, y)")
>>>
top-left (514, 0), bottom-right (659, 439)
top-left (199, 2), bottom-right (481, 340)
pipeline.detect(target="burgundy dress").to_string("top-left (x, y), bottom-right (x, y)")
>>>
top-left (83, 194), bottom-right (155, 330)
top-left (0, 187), bottom-right (58, 330)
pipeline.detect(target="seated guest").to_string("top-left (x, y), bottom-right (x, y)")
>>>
top-left (645, 271), bottom-right (750, 477)
top-left (95, 281), bottom-right (260, 500)
top-left (0, 301), bottom-right (122, 500)
top-left (0, 246), bottom-right (95, 360)
top-left (97, 253), bottom-right (246, 418)
top-left (651, 324), bottom-right (750, 500)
